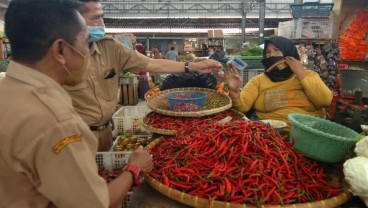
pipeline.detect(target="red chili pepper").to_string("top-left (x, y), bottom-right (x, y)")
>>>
top-left (162, 175), bottom-right (170, 186)
top-left (148, 119), bottom-right (343, 206)
top-left (170, 181), bottom-right (195, 190)
top-left (224, 178), bottom-right (232, 196)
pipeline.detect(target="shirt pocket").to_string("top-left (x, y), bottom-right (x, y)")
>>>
top-left (101, 76), bottom-right (119, 101)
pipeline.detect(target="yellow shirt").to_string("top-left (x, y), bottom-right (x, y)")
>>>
top-left (0, 61), bottom-right (109, 207)
top-left (232, 70), bottom-right (333, 131)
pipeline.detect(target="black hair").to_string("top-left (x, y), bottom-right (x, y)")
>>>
top-left (170, 47), bottom-right (175, 50)
top-left (77, 0), bottom-right (99, 2)
top-left (5, 0), bottom-right (83, 63)
top-left (77, 0), bottom-right (100, 14)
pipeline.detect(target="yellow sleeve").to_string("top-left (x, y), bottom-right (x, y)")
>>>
top-left (232, 75), bottom-right (262, 113)
top-left (300, 70), bottom-right (333, 108)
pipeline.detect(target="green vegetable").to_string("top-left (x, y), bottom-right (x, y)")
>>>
top-left (355, 136), bottom-right (368, 157)
top-left (240, 45), bottom-right (263, 56)
top-left (343, 156), bottom-right (368, 207)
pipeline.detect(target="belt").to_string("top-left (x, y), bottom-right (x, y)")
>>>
top-left (90, 121), bottom-right (110, 131)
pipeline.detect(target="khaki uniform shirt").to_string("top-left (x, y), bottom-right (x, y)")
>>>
top-left (64, 36), bottom-right (151, 151)
top-left (0, 62), bottom-right (109, 208)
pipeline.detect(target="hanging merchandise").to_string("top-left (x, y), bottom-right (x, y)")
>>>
top-left (297, 40), bottom-right (339, 91)
top-left (339, 8), bottom-right (368, 60)
top-left (322, 41), bottom-right (339, 91)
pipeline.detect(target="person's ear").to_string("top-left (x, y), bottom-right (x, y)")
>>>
top-left (50, 39), bottom-right (66, 65)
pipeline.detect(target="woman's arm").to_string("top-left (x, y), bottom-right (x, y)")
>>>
top-left (300, 71), bottom-right (333, 108)
top-left (285, 56), bottom-right (332, 108)
top-left (225, 64), bottom-right (260, 113)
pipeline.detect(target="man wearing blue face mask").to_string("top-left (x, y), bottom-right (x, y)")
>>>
top-left (65, 0), bottom-right (223, 151)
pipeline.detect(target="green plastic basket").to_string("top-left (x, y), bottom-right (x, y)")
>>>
top-left (288, 113), bottom-right (358, 163)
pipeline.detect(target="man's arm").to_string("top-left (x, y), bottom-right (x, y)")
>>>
top-left (145, 58), bottom-right (222, 74)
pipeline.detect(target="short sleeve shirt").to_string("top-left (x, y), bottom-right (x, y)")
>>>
top-left (64, 36), bottom-right (151, 126)
top-left (0, 61), bottom-right (109, 207)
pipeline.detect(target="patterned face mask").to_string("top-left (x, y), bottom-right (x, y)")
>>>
top-left (262, 56), bottom-right (293, 82)
top-left (63, 41), bottom-right (91, 86)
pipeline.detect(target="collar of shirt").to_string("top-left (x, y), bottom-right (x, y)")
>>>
top-left (90, 41), bottom-right (102, 56)
top-left (5, 61), bottom-right (72, 102)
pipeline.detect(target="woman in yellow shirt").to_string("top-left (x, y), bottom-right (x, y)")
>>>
top-left (226, 36), bottom-right (333, 131)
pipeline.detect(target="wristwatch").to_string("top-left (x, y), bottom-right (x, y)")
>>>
top-left (123, 164), bottom-right (144, 190)
top-left (184, 61), bottom-right (191, 73)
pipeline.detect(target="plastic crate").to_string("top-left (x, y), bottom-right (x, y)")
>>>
top-left (290, 2), bottom-right (334, 19)
top-left (278, 18), bottom-right (333, 39)
top-left (119, 76), bottom-right (138, 85)
top-left (242, 68), bottom-right (264, 86)
top-left (96, 152), bottom-right (132, 208)
top-left (278, 20), bottom-right (295, 39)
top-left (240, 57), bottom-right (263, 69)
top-left (112, 135), bottom-right (153, 151)
top-left (112, 106), bottom-right (152, 137)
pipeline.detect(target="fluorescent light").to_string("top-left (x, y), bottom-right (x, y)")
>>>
top-left (105, 28), bottom-right (275, 34)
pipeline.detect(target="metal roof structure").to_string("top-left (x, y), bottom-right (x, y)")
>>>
top-left (102, 0), bottom-right (297, 29)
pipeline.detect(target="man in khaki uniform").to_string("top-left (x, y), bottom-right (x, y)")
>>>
top-left (0, 0), bottom-right (152, 207)
top-left (69, 0), bottom-right (223, 151)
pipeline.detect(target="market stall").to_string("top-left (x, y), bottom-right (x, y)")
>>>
top-left (94, 1), bottom-right (368, 207)
top-left (100, 83), bottom-right (366, 208)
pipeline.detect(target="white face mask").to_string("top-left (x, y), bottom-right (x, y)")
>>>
top-left (63, 41), bottom-right (91, 86)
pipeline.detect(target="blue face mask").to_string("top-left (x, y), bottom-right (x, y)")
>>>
top-left (87, 26), bottom-right (105, 42)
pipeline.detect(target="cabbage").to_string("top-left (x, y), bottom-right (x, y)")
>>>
top-left (343, 156), bottom-right (368, 206)
top-left (355, 136), bottom-right (368, 157)
top-left (0, 72), bottom-right (5, 79)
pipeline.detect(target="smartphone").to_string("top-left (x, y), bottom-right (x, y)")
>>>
top-left (228, 57), bottom-right (248, 71)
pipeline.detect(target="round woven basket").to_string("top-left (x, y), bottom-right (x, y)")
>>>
top-left (142, 122), bottom-right (177, 136)
top-left (142, 109), bottom-right (245, 136)
top-left (288, 113), bottom-right (359, 163)
top-left (144, 86), bottom-right (160, 100)
top-left (146, 87), bottom-right (232, 117)
top-left (145, 138), bottom-right (352, 208)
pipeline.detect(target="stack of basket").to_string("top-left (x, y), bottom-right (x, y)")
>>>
top-left (142, 87), bottom-right (232, 135)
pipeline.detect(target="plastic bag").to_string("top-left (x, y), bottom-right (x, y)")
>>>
top-left (159, 73), bottom-right (217, 91)
top-left (343, 156), bottom-right (368, 206)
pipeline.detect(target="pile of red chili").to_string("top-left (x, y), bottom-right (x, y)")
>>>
top-left (143, 110), bottom-right (244, 133)
top-left (148, 120), bottom-right (342, 206)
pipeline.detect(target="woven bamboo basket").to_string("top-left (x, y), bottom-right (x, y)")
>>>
top-left (146, 87), bottom-right (232, 117)
top-left (144, 86), bottom-right (160, 101)
top-left (142, 122), bottom-right (177, 136)
top-left (142, 109), bottom-right (245, 136)
top-left (144, 138), bottom-right (353, 208)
